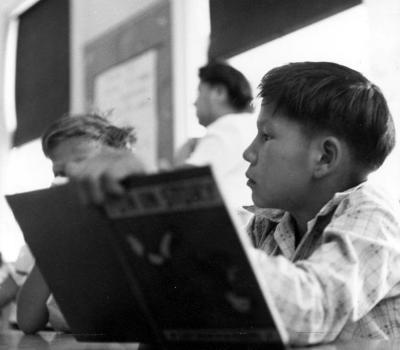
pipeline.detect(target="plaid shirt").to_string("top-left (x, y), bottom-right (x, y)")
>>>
top-left (247, 181), bottom-right (400, 345)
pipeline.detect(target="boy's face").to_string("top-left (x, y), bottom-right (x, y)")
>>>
top-left (48, 136), bottom-right (104, 178)
top-left (194, 82), bottom-right (217, 127)
top-left (243, 104), bottom-right (315, 211)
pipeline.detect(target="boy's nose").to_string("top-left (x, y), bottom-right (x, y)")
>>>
top-left (243, 144), bottom-right (256, 164)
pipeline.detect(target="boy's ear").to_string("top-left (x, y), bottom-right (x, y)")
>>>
top-left (312, 136), bottom-right (342, 178)
top-left (212, 85), bottom-right (228, 102)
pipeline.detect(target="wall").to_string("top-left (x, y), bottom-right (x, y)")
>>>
top-left (0, 2), bottom-right (26, 261)
top-left (364, 0), bottom-right (400, 191)
top-left (0, 9), bottom-right (11, 186)
top-left (171, 0), bottom-right (210, 147)
top-left (70, 0), bottom-right (163, 113)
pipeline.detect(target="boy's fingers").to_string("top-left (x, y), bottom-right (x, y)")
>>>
top-left (65, 162), bottom-right (104, 205)
top-left (80, 175), bottom-right (104, 206)
top-left (64, 150), bottom-right (147, 205)
top-left (64, 162), bottom-right (89, 204)
top-left (99, 153), bottom-right (146, 197)
top-left (101, 172), bottom-right (125, 198)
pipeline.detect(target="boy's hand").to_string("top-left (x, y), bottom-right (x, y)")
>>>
top-left (65, 148), bottom-right (146, 205)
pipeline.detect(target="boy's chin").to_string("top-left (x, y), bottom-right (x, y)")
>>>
top-left (252, 195), bottom-right (269, 209)
top-left (252, 194), bottom-right (279, 210)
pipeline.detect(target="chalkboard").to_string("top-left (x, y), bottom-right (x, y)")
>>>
top-left (14, 0), bottom-right (70, 146)
top-left (209, 0), bottom-right (362, 59)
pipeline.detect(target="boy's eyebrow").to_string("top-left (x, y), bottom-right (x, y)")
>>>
top-left (256, 121), bottom-right (266, 132)
top-left (257, 116), bottom-right (274, 133)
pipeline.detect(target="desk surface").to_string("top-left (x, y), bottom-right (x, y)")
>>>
top-left (0, 330), bottom-right (139, 350)
top-left (0, 330), bottom-right (399, 350)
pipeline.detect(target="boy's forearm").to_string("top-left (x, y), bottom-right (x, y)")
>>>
top-left (252, 249), bottom-right (352, 345)
top-left (0, 275), bottom-right (19, 307)
top-left (17, 264), bottom-right (50, 334)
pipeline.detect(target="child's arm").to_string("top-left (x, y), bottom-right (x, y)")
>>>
top-left (0, 275), bottom-right (18, 308)
top-left (17, 264), bottom-right (50, 334)
top-left (250, 196), bottom-right (400, 345)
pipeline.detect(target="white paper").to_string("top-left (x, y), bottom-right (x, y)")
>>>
top-left (94, 49), bottom-right (158, 171)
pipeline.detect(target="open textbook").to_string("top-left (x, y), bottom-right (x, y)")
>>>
top-left (6, 166), bottom-right (288, 348)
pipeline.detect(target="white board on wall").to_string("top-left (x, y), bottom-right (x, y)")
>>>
top-left (94, 49), bottom-right (158, 171)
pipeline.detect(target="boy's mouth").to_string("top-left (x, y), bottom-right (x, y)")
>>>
top-left (247, 179), bottom-right (256, 188)
top-left (245, 173), bottom-right (256, 187)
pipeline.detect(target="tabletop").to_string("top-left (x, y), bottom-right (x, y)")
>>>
top-left (0, 330), bottom-right (139, 350)
top-left (0, 330), bottom-right (399, 350)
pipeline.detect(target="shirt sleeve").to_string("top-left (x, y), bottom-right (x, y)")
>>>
top-left (185, 121), bottom-right (244, 176)
top-left (9, 244), bottom-right (35, 286)
top-left (251, 200), bottom-right (400, 345)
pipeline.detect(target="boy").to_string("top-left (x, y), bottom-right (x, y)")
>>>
top-left (66, 62), bottom-right (400, 345)
top-left (175, 61), bottom-right (256, 223)
top-left (243, 62), bottom-right (400, 344)
top-left (16, 113), bottom-right (138, 334)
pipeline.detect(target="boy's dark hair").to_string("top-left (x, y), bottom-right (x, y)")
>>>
top-left (199, 61), bottom-right (253, 111)
top-left (259, 61), bottom-right (395, 171)
top-left (42, 113), bottom-right (136, 157)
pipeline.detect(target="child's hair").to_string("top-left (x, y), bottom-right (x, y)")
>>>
top-left (41, 113), bottom-right (136, 157)
top-left (199, 61), bottom-right (253, 111)
top-left (258, 61), bottom-right (395, 171)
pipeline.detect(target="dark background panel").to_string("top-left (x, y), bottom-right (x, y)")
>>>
top-left (14, 0), bottom-right (70, 146)
top-left (209, 0), bottom-right (362, 59)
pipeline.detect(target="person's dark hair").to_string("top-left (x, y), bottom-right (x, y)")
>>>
top-left (42, 113), bottom-right (136, 157)
top-left (199, 61), bottom-right (253, 111)
top-left (258, 61), bottom-right (395, 171)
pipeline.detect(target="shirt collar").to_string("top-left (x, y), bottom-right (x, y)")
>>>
top-left (244, 205), bottom-right (284, 222)
top-left (245, 181), bottom-right (366, 226)
top-left (314, 181), bottom-right (366, 218)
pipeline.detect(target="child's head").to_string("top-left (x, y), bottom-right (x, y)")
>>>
top-left (258, 61), bottom-right (395, 172)
top-left (244, 62), bottom-right (395, 212)
top-left (195, 61), bottom-right (253, 126)
top-left (198, 61), bottom-right (253, 111)
top-left (42, 113), bottom-right (136, 178)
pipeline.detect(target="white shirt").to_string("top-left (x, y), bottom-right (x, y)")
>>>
top-left (7, 244), bottom-right (35, 324)
top-left (185, 112), bottom-right (256, 220)
top-left (10, 244), bottom-right (34, 287)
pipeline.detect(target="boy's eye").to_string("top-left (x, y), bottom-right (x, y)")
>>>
top-left (260, 133), bottom-right (271, 142)
top-left (54, 171), bottom-right (66, 178)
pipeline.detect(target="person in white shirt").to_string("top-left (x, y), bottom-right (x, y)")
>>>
top-left (175, 61), bottom-right (256, 224)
